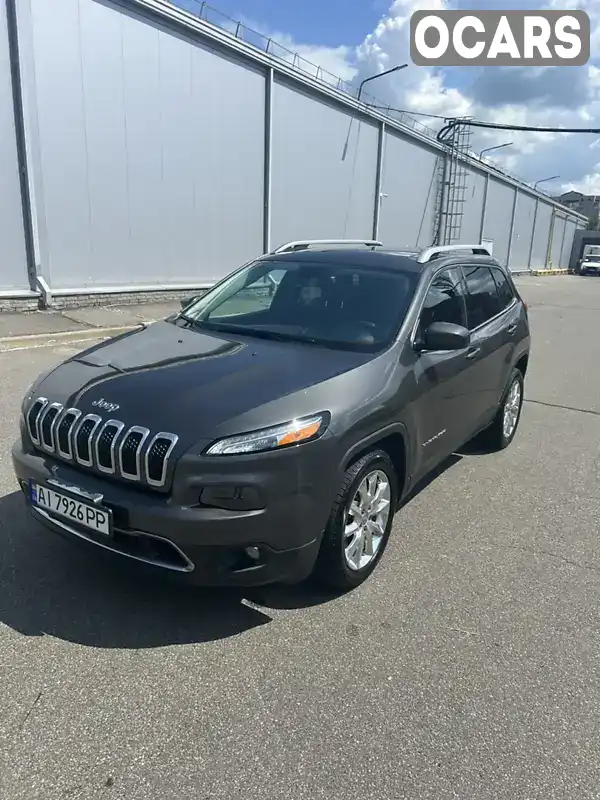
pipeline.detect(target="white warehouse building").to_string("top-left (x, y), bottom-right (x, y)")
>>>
top-left (0, 0), bottom-right (587, 309)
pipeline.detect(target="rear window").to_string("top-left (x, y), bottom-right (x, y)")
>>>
top-left (462, 266), bottom-right (506, 329)
top-left (490, 267), bottom-right (515, 310)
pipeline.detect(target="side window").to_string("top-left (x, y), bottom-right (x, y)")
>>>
top-left (418, 268), bottom-right (466, 337)
top-left (490, 267), bottom-right (515, 310)
top-left (462, 266), bottom-right (504, 329)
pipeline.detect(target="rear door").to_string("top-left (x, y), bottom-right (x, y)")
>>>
top-left (459, 263), bottom-right (521, 434)
top-left (410, 266), bottom-right (476, 476)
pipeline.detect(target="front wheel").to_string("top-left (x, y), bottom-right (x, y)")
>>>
top-left (314, 450), bottom-right (398, 591)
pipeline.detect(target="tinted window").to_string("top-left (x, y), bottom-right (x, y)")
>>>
top-left (179, 259), bottom-right (419, 352)
top-left (462, 266), bottom-right (504, 329)
top-left (418, 268), bottom-right (466, 338)
top-left (490, 267), bottom-right (515, 310)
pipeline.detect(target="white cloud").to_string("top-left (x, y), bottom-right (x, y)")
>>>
top-left (237, 0), bottom-right (600, 195)
top-left (227, 15), bottom-right (358, 86)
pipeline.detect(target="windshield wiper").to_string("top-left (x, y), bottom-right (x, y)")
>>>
top-left (173, 312), bottom-right (200, 328)
top-left (196, 321), bottom-right (321, 345)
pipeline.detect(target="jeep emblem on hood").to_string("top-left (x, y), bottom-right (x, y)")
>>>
top-left (92, 398), bottom-right (120, 413)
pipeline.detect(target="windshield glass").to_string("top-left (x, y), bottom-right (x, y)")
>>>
top-left (584, 255), bottom-right (600, 262)
top-left (179, 259), bottom-right (418, 351)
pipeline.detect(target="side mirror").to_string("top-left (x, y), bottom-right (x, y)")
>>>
top-left (180, 295), bottom-right (200, 310)
top-left (420, 321), bottom-right (470, 351)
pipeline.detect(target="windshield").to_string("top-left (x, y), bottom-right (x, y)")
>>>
top-left (584, 255), bottom-right (600, 262)
top-left (178, 259), bottom-right (418, 351)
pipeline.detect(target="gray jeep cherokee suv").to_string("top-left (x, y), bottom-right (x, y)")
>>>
top-left (12, 240), bottom-right (530, 591)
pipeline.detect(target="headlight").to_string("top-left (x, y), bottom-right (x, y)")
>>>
top-left (21, 380), bottom-right (38, 414)
top-left (20, 368), bottom-right (54, 414)
top-left (205, 413), bottom-right (330, 456)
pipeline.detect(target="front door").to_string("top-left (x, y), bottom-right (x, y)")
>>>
top-left (410, 266), bottom-right (476, 478)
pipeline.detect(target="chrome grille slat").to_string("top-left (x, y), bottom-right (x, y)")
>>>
top-left (95, 419), bottom-right (125, 474)
top-left (26, 397), bottom-right (48, 445)
top-left (119, 426), bottom-right (150, 481)
top-left (73, 414), bottom-right (102, 467)
top-left (26, 397), bottom-right (177, 490)
top-left (145, 432), bottom-right (179, 487)
top-left (56, 408), bottom-right (82, 460)
top-left (39, 402), bottom-right (63, 452)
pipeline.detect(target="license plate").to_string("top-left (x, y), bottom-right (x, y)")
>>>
top-left (29, 481), bottom-right (112, 537)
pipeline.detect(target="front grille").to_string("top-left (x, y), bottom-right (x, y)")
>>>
top-left (25, 397), bottom-right (179, 490)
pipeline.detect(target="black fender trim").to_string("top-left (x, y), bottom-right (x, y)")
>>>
top-left (340, 422), bottom-right (412, 497)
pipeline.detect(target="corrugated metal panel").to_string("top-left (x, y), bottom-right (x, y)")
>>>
top-left (4, 0), bottom-right (586, 299)
top-left (551, 215), bottom-right (566, 267)
top-left (510, 193), bottom-right (536, 268)
top-left (270, 79), bottom-right (378, 247)
top-left (0, 0), bottom-right (29, 292)
top-left (458, 169), bottom-right (486, 245)
top-left (26, 0), bottom-right (264, 290)
top-left (378, 132), bottom-right (439, 248)
top-left (530, 202), bottom-right (553, 268)
top-left (482, 179), bottom-right (515, 266)
top-left (560, 219), bottom-right (577, 269)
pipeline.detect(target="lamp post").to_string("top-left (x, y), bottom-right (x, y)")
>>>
top-left (479, 142), bottom-right (512, 159)
top-left (357, 64), bottom-right (408, 102)
top-left (534, 175), bottom-right (560, 190)
top-left (342, 65), bottom-right (408, 162)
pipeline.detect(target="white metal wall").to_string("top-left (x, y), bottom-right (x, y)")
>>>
top-left (482, 179), bottom-right (516, 267)
top-left (458, 169), bottom-right (486, 246)
top-left (0, 0), bottom-right (29, 292)
top-left (510, 192), bottom-right (537, 268)
top-left (19, 0), bottom-right (265, 291)
top-left (560, 219), bottom-right (577, 269)
top-left (530, 202), bottom-right (553, 268)
top-left (551, 215), bottom-right (567, 268)
top-left (270, 79), bottom-right (378, 248)
top-left (378, 132), bottom-right (439, 248)
top-left (2, 0), bottom-right (586, 299)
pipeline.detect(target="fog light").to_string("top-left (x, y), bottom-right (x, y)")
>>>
top-left (245, 546), bottom-right (261, 561)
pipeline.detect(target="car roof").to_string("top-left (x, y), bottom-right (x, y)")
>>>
top-left (259, 246), bottom-right (501, 273)
top-left (259, 247), bottom-right (425, 273)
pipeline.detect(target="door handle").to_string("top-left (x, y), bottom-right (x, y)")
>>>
top-left (466, 346), bottom-right (481, 359)
top-left (507, 323), bottom-right (518, 334)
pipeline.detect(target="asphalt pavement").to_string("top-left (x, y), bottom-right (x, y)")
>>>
top-left (0, 275), bottom-right (599, 800)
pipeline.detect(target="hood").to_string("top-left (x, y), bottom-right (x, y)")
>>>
top-left (36, 321), bottom-right (372, 440)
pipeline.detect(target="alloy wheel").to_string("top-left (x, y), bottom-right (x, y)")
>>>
top-left (343, 469), bottom-right (392, 571)
top-left (503, 379), bottom-right (522, 440)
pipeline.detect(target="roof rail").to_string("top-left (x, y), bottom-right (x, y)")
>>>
top-left (416, 244), bottom-right (492, 263)
top-left (272, 239), bottom-right (383, 254)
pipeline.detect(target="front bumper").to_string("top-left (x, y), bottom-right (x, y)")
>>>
top-left (11, 437), bottom-right (338, 587)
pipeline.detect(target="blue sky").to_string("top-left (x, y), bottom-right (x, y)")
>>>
top-left (205, 0), bottom-right (387, 48)
top-left (175, 0), bottom-right (382, 46)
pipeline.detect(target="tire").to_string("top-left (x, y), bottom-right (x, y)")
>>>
top-left (477, 368), bottom-right (525, 452)
top-left (314, 449), bottom-right (398, 591)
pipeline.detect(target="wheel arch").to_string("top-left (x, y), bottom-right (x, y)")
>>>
top-left (341, 423), bottom-right (410, 499)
